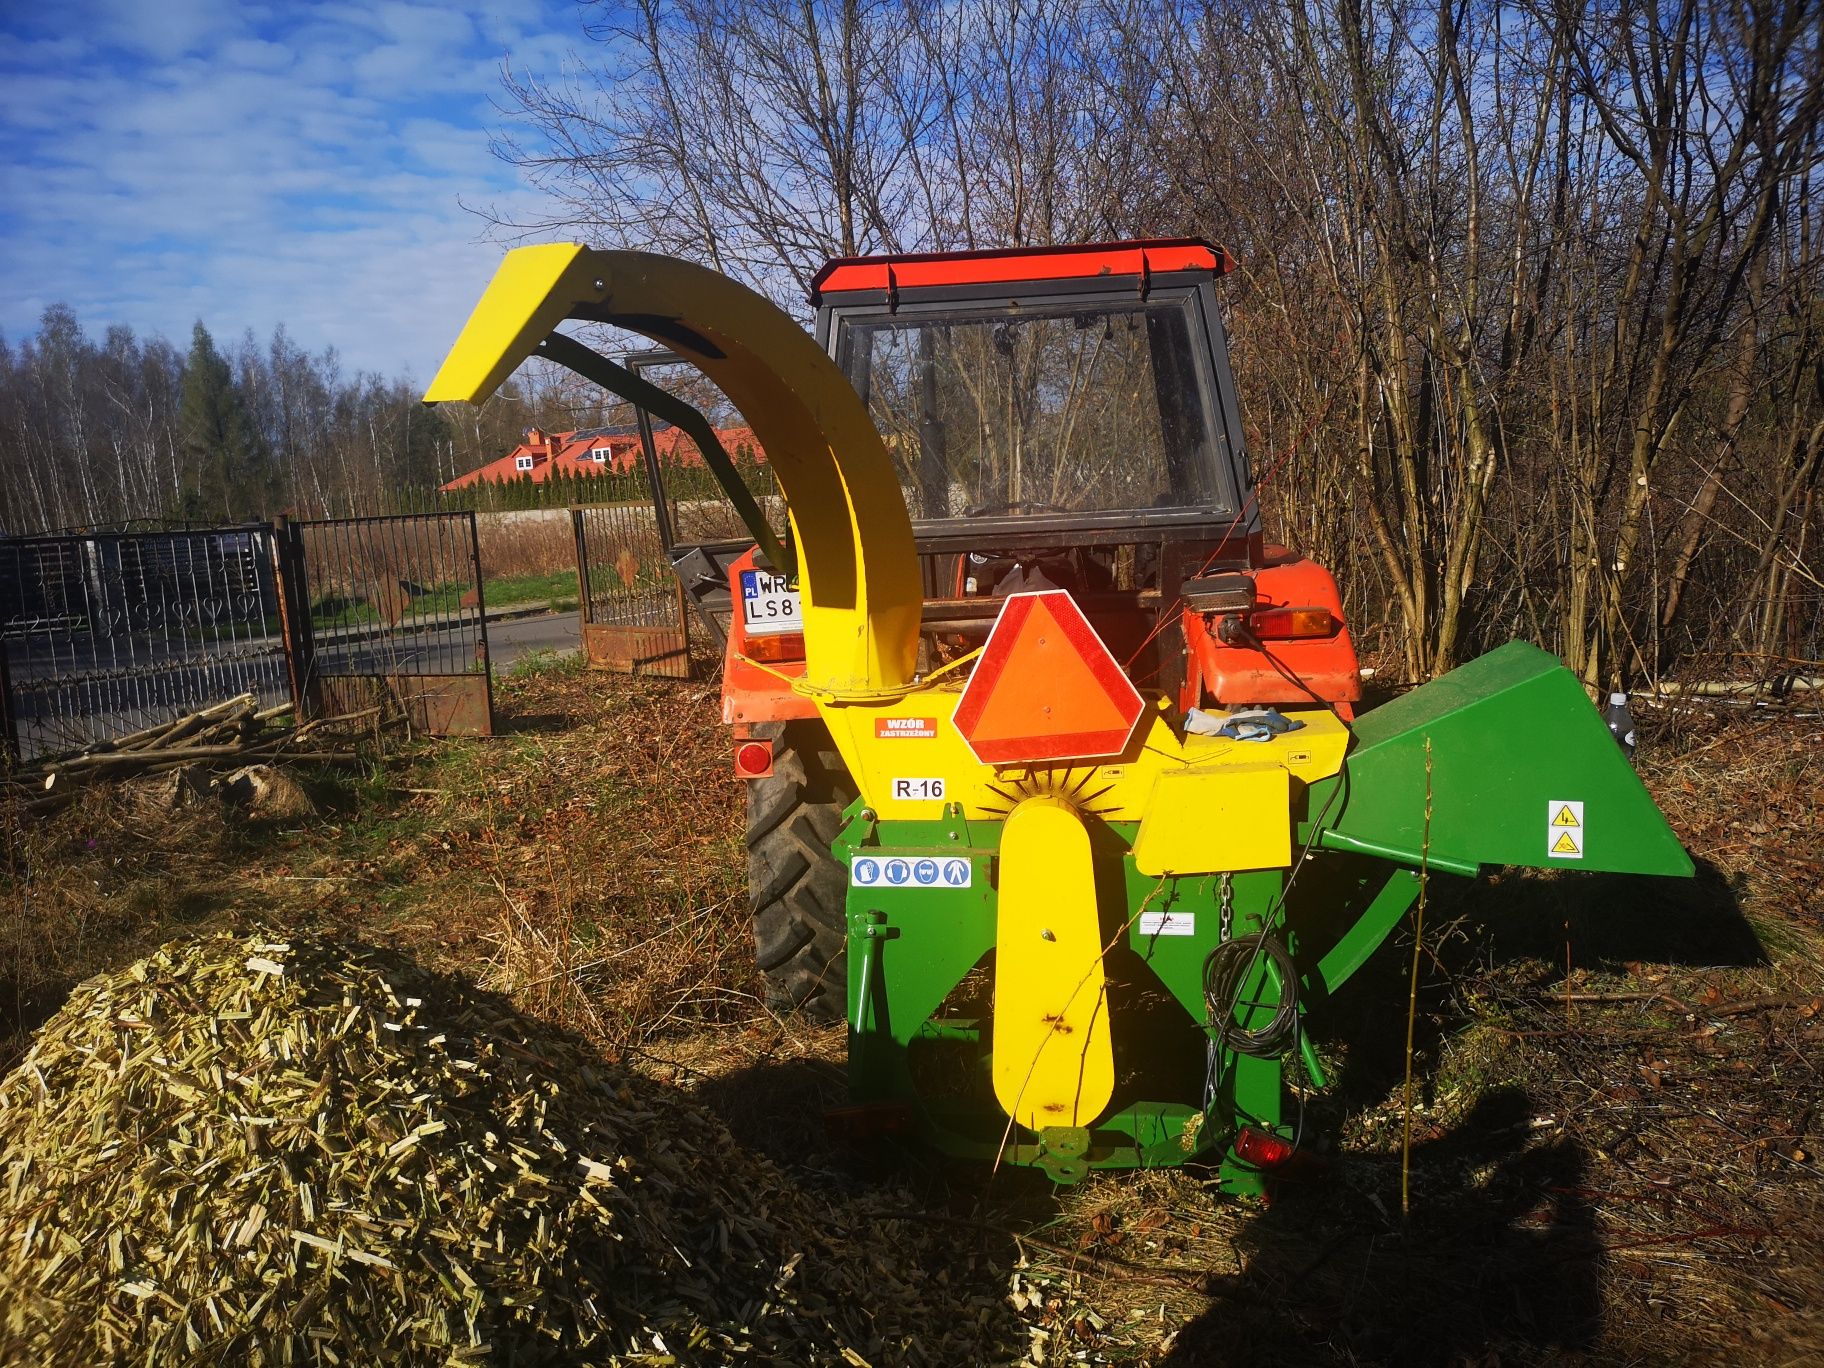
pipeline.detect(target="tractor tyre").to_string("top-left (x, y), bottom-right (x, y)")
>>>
top-left (745, 721), bottom-right (855, 1021)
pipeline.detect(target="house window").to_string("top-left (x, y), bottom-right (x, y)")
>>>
top-left (590, 447), bottom-right (611, 463)
top-left (515, 455), bottom-right (534, 472)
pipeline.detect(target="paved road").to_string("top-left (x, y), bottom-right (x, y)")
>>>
top-left (485, 610), bottom-right (581, 669)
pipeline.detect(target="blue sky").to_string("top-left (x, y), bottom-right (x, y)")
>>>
top-left (0, 0), bottom-right (586, 379)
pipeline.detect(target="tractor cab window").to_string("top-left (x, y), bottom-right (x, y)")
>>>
top-left (835, 294), bottom-right (1230, 522)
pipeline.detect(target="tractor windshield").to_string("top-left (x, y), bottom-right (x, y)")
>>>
top-left (834, 294), bottom-right (1231, 521)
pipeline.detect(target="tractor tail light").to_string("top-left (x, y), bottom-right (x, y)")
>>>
top-left (1233, 1126), bottom-right (1297, 1169)
top-left (1248, 607), bottom-right (1339, 640)
top-left (743, 632), bottom-right (806, 664)
top-left (734, 740), bottom-right (774, 779)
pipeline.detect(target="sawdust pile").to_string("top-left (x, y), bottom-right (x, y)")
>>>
top-left (0, 934), bottom-right (1007, 1365)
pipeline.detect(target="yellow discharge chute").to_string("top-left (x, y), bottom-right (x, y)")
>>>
top-left (423, 243), bottom-right (921, 699)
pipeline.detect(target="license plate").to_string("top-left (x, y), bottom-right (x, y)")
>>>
top-left (740, 569), bottom-right (800, 636)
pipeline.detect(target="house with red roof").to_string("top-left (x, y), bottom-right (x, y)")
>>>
top-left (440, 425), bottom-right (766, 491)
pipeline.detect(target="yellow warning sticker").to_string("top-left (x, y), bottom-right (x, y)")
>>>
top-left (1547, 800), bottom-right (1584, 859)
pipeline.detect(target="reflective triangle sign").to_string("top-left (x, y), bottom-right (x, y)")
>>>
top-left (953, 590), bottom-right (1146, 765)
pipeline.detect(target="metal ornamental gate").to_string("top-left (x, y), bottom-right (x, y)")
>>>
top-left (571, 502), bottom-right (691, 678)
top-left (0, 527), bottom-right (291, 761)
top-left (0, 513), bottom-right (493, 763)
top-left (288, 511), bottom-right (494, 738)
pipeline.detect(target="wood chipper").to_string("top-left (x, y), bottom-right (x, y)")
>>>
top-left (425, 240), bottom-right (1693, 1193)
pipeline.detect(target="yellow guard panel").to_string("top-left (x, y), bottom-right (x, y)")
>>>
top-left (1132, 762), bottom-right (1293, 875)
top-left (992, 797), bottom-right (1115, 1130)
top-left (826, 698), bottom-right (1348, 825)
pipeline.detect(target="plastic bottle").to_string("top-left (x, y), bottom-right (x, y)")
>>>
top-left (1604, 691), bottom-right (1637, 757)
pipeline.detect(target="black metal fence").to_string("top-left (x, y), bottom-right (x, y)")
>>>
top-left (0, 513), bottom-right (494, 763)
top-left (0, 528), bottom-right (291, 761)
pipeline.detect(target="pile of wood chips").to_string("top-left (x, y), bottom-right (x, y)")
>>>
top-left (0, 934), bottom-right (1003, 1365)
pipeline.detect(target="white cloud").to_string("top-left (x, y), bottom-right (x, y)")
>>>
top-left (0, 0), bottom-right (582, 377)
top-left (92, 0), bottom-right (245, 62)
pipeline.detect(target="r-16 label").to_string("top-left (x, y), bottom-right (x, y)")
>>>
top-left (891, 777), bottom-right (945, 801)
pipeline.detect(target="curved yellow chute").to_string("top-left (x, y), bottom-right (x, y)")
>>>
top-left (424, 243), bottom-right (920, 696)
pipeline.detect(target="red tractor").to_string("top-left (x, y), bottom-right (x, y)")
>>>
top-left (701, 241), bottom-right (1361, 1018)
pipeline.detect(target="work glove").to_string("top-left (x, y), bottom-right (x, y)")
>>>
top-left (1184, 706), bottom-right (1305, 742)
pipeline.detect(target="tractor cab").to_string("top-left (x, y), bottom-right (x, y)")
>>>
top-left (659, 240), bottom-right (1360, 729)
top-left (814, 240), bottom-right (1254, 595)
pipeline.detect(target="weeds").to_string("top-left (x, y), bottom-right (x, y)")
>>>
top-left (474, 511), bottom-right (574, 580)
top-left (2, 672), bottom-right (1820, 1364)
top-left (506, 648), bottom-right (585, 680)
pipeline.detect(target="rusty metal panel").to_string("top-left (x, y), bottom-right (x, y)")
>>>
top-left (316, 673), bottom-right (493, 738)
top-left (404, 675), bottom-right (493, 735)
top-left (582, 621), bottom-right (690, 676)
top-left (572, 501), bottom-right (692, 678)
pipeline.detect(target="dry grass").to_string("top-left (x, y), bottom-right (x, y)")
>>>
top-left (1, 792), bottom-right (249, 1066)
top-left (475, 510), bottom-right (576, 580)
top-left (4, 671), bottom-right (1822, 1365)
top-left (0, 663), bottom-right (751, 1072)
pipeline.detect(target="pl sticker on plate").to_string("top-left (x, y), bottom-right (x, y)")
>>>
top-left (740, 569), bottom-right (800, 637)
top-left (851, 855), bottom-right (972, 889)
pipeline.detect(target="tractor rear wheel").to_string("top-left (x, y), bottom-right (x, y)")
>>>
top-left (745, 722), bottom-right (855, 1021)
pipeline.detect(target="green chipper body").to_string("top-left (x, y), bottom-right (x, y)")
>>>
top-left (837, 641), bottom-right (1693, 1191)
top-left (1318, 642), bottom-right (1694, 880)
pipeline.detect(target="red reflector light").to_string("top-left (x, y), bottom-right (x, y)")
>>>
top-left (1248, 607), bottom-right (1339, 640)
top-left (734, 741), bottom-right (773, 778)
top-left (1233, 1126), bottom-right (1296, 1168)
top-left (743, 632), bottom-right (805, 663)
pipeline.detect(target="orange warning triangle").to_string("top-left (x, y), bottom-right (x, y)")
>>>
top-left (1551, 830), bottom-right (1581, 855)
top-left (1552, 805), bottom-right (1580, 827)
top-left (954, 591), bottom-right (1145, 764)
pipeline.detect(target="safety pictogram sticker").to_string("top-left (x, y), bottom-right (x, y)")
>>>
top-left (851, 854), bottom-right (972, 889)
top-left (1547, 799), bottom-right (1584, 860)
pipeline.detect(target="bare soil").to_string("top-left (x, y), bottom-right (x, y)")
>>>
top-left (4, 665), bottom-right (1820, 1366)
